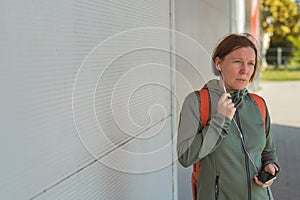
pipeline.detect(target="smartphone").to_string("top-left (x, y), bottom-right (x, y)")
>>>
top-left (257, 171), bottom-right (277, 184)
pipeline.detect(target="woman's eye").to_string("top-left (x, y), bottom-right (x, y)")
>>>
top-left (233, 60), bottom-right (242, 63)
top-left (248, 62), bottom-right (255, 67)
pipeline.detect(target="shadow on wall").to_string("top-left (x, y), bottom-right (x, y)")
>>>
top-left (271, 124), bottom-right (300, 200)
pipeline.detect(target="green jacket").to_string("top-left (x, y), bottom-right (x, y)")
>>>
top-left (177, 79), bottom-right (280, 200)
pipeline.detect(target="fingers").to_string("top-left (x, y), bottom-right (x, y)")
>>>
top-left (217, 93), bottom-right (236, 119)
top-left (254, 175), bottom-right (274, 188)
top-left (255, 164), bottom-right (279, 188)
top-left (222, 92), bottom-right (231, 100)
top-left (264, 164), bottom-right (279, 175)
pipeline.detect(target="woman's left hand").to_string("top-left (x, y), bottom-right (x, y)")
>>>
top-left (254, 163), bottom-right (279, 188)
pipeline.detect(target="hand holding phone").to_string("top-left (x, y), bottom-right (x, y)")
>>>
top-left (257, 171), bottom-right (277, 184)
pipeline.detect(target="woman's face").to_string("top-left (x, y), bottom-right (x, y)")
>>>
top-left (217, 47), bottom-right (256, 91)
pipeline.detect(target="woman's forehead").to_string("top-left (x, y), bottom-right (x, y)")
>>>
top-left (225, 47), bottom-right (256, 60)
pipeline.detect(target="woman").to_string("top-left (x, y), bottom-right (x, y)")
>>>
top-left (177, 33), bottom-right (280, 200)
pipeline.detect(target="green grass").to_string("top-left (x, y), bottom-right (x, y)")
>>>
top-left (261, 69), bottom-right (300, 81)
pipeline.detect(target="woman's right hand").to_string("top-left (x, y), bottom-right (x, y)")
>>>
top-left (217, 93), bottom-right (236, 119)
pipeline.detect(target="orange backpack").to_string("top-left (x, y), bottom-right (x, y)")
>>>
top-left (191, 88), bottom-right (267, 200)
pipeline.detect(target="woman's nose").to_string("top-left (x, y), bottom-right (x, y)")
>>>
top-left (240, 63), bottom-right (248, 73)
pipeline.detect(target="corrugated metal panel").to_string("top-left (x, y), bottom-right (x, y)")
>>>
top-left (0, 0), bottom-right (174, 199)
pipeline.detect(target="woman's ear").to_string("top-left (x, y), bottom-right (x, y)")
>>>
top-left (214, 57), bottom-right (221, 70)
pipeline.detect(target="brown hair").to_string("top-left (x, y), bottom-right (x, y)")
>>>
top-left (212, 33), bottom-right (258, 82)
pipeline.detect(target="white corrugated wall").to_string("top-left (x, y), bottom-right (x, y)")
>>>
top-left (1, 0), bottom-right (176, 199)
top-left (1, 0), bottom-right (248, 199)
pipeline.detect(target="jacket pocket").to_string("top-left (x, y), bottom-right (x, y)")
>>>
top-left (215, 176), bottom-right (219, 200)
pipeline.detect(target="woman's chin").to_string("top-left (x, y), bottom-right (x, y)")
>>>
top-left (231, 85), bottom-right (247, 91)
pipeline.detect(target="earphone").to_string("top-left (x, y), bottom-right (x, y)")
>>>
top-left (217, 64), bottom-right (227, 93)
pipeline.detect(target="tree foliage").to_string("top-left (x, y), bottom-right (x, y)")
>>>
top-left (287, 35), bottom-right (300, 63)
top-left (260, 0), bottom-right (300, 66)
top-left (260, 0), bottom-right (300, 42)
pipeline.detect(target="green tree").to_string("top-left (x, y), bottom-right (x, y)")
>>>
top-left (260, 0), bottom-right (300, 68)
top-left (260, 0), bottom-right (300, 43)
top-left (287, 35), bottom-right (300, 65)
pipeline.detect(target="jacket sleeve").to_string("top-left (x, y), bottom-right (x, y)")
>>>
top-left (177, 91), bottom-right (231, 168)
top-left (261, 105), bottom-right (280, 170)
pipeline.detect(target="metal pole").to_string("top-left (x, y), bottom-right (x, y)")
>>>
top-left (277, 47), bottom-right (282, 67)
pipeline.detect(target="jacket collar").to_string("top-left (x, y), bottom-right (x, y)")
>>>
top-left (204, 79), bottom-right (248, 107)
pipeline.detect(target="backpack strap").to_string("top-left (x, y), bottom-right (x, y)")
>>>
top-left (191, 88), bottom-right (210, 200)
top-left (249, 93), bottom-right (267, 132)
top-left (199, 89), bottom-right (210, 126)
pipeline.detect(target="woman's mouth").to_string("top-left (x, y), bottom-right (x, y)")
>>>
top-left (236, 78), bottom-right (247, 82)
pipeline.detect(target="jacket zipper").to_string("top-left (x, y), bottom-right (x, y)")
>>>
top-left (235, 111), bottom-right (252, 200)
top-left (215, 176), bottom-right (219, 200)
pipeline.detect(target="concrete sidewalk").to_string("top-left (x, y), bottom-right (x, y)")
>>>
top-left (257, 81), bottom-right (300, 200)
top-left (257, 81), bottom-right (300, 128)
